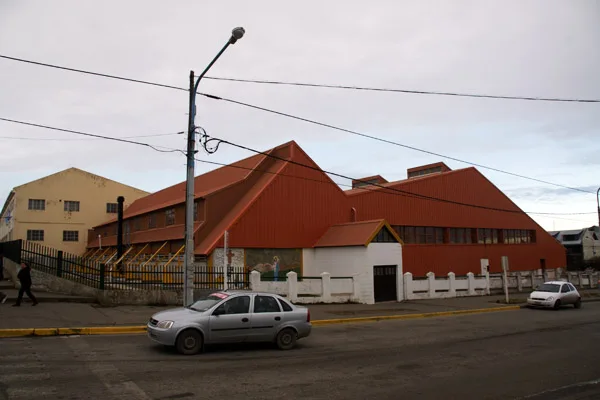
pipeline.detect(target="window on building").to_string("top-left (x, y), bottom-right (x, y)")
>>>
top-left (134, 218), bottom-right (141, 231)
top-left (64, 200), bottom-right (80, 212)
top-left (28, 199), bottom-right (45, 210)
top-left (435, 228), bottom-right (444, 244)
top-left (450, 228), bottom-right (468, 244)
top-left (148, 214), bottom-right (156, 229)
top-left (530, 230), bottom-right (537, 243)
top-left (194, 202), bottom-right (198, 221)
top-left (373, 227), bottom-right (397, 243)
top-left (165, 208), bottom-right (175, 226)
top-left (27, 229), bottom-right (44, 241)
top-left (62, 230), bottom-right (79, 241)
top-left (415, 227), bottom-right (426, 244)
top-left (106, 203), bottom-right (118, 213)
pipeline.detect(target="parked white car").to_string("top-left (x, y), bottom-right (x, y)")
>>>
top-left (527, 281), bottom-right (581, 310)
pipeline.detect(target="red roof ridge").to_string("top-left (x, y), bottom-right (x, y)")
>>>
top-left (331, 219), bottom-right (386, 227)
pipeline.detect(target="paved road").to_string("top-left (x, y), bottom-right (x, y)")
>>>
top-left (1, 304), bottom-right (599, 400)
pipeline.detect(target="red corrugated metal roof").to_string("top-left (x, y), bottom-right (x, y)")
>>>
top-left (87, 222), bottom-right (203, 247)
top-left (314, 219), bottom-right (387, 247)
top-left (95, 152), bottom-right (267, 226)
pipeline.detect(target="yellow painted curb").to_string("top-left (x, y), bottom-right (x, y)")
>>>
top-left (310, 305), bottom-right (521, 326)
top-left (0, 305), bottom-right (521, 338)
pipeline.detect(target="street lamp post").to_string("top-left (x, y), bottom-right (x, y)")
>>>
top-left (597, 187), bottom-right (600, 227)
top-left (183, 27), bottom-right (245, 307)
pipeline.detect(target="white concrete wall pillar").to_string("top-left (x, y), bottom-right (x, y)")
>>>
top-left (403, 272), bottom-right (413, 300)
top-left (427, 272), bottom-right (435, 298)
top-left (516, 271), bottom-right (523, 292)
top-left (577, 272), bottom-right (583, 288)
top-left (530, 271), bottom-right (536, 288)
top-left (467, 272), bottom-right (476, 295)
top-left (351, 274), bottom-right (361, 302)
top-left (484, 271), bottom-right (491, 295)
top-left (447, 272), bottom-right (456, 297)
top-left (480, 258), bottom-right (489, 275)
top-left (320, 272), bottom-right (332, 302)
top-left (286, 271), bottom-right (298, 302)
top-left (249, 270), bottom-right (261, 291)
top-left (396, 265), bottom-right (404, 302)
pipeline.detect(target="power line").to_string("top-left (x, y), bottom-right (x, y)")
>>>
top-left (0, 53), bottom-right (595, 195)
top-left (195, 139), bottom-right (597, 216)
top-left (0, 131), bottom-right (184, 141)
top-left (0, 113), bottom-right (592, 217)
top-left (0, 117), bottom-right (185, 154)
top-left (201, 76), bottom-right (600, 103)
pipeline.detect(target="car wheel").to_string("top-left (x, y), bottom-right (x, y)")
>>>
top-left (276, 328), bottom-right (297, 350)
top-left (553, 299), bottom-right (561, 310)
top-left (574, 298), bottom-right (582, 309)
top-left (175, 329), bottom-right (203, 355)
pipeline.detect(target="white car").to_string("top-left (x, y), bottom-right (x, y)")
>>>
top-left (527, 281), bottom-right (581, 310)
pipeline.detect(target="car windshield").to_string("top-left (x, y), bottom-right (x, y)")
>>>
top-left (188, 293), bottom-right (229, 311)
top-left (535, 283), bottom-right (560, 293)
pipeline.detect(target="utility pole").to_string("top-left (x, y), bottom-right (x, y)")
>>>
top-left (596, 187), bottom-right (600, 227)
top-left (182, 27), bottom-right (246, 307)
top-left (183, 71), bottom-right (196, 307)
top-left (501, 256), bottom-right (510, 304)
top-left (223, 231), bottom-right (229, 291)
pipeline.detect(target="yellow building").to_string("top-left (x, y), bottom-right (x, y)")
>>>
top-left (0, 168), bottom-right (149, 255)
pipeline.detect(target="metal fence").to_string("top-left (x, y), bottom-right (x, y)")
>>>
top-left (4, 240), bottom-right (251, 291)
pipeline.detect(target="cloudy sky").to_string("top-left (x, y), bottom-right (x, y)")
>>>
top-left (0, 0), bottom-right (598, 231)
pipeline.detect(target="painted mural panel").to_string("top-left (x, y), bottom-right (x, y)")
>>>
top-left (245, 248), bottom-right (302, 280)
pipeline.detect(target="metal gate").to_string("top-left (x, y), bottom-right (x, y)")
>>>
top-left (373, 265), bottom-right (397, 302)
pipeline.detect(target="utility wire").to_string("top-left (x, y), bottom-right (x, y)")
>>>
top-left (4, 54), bottom-right (598, 103)
top-left (0, 117), bottom-right (184, 154)
top-left (0, 53), bottom-right (595, 194)
top-left (194, 155), bottom-right (596, 217)
top-left (0, 131), bottom-right (184, 141)
top-left (0, 114), bottom-right (591, 217)
top-left (201, 76), bottom-right (600, 103)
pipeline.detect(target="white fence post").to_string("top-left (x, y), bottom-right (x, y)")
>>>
top-left (448, 272), bottom-right (456, 297)
top-left (467, 272), bottom-right (476, 296)
top-left (249, 270), bottom-right (261, 291)
top-left (427, 272), bottom-right (435, 298)
top-left (403, 272), bottom-right (413, 300)
top-left (286, 271), bottom-right (298, 302)
top-left (577, 271), bottom-right (583, 288)
top-left (320, 272), bottom-right (332, 302)
top-left (516, 271), bottom-right (523, 292)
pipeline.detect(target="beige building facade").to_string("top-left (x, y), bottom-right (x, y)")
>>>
top-left (0, 168), bottom-right (149, 255)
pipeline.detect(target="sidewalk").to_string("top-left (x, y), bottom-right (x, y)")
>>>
top-left (1, 290), bottom-right (598, 330)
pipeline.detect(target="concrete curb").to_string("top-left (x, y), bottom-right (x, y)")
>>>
top-left (0, 305), bottom-right (521, 338)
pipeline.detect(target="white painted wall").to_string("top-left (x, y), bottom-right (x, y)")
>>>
top-left (303, 242), bottom-right (403, 304)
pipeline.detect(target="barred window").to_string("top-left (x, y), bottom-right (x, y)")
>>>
top-left (27, 229), bottom-right (44, 241)
top-left (63, 230), bottom-right (79, 241)
top-left (106, 203), bottom-right (118, 213)
top-left (64, 200), bottom-right (80, 212)
top-left (28, 199), bottom-right (45, 210)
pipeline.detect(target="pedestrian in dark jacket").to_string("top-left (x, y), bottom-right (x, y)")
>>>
top-left (13, 261), bottom-right (38, 306)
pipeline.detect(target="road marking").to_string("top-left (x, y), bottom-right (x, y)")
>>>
top-left (64, 336), bottom-right (152, 400)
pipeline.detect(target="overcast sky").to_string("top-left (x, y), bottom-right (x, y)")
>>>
top-left (0, 0), bottom-right (598, 231)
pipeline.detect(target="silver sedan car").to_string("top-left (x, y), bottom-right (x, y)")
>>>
top-left (147, 290), bottom-right (312, 355)
top-left (527, 281), bottom-right (582, 310)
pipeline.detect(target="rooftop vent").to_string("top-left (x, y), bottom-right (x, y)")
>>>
top-left (407, 162), bottom-right (451, 179)
top-left (351, 175), bottom-right (388, 189)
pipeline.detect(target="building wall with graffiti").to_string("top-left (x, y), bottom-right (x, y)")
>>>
top-left (244, 248), bottom-right (303, 281)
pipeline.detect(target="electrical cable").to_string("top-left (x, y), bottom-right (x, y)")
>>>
top-left (0, 131), bottom-right (184, 141)
top-left (195, 138), bottom-right (597, 216)
top-left (0, 117), bottom-right (185, 154)
top-left (0, 53), bottom-right (595, 194)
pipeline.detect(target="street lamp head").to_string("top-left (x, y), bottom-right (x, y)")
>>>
top-left (229, 27), bottom-right (245, 44)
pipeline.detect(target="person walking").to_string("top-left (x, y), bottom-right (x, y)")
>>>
top-left (13, 261), bottom-right (38, 306)
top-left (0, 252), bottom-right (7, 304)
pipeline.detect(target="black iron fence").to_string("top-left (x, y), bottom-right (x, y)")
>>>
top-left (3, 240), bottom-right (252, 291)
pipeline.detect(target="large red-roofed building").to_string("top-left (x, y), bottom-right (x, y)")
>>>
top-left (86, 140), bottom-right (566, 301)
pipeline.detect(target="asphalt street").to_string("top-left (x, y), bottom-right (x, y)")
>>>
top-left (1, 303), bottom-right (599, 400)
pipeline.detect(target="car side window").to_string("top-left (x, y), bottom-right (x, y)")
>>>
top-left (213, 296), bottom-right (250, 315)
top-left (568, 284), bottom-right (577, 292)
top-left (278, 298), bottom-right (293, 312)
top-left (560, 285), bottom-right (570, 293)
top-left (253, 295), bottom-right (281, 313)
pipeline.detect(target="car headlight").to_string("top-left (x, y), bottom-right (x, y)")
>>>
top-left (157, 320), bottom-right (174, 329)
top-left (547, 297), bottom-right (554, 301)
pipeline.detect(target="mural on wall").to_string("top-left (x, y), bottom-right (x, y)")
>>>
top-left (245, 248), bottom-right (303, 280)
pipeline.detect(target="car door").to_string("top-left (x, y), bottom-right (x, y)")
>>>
top-left (559, 284), bottom-right (571, 304)
top-left (249, 295), bottom-right (284, 342)
top-left (208, 295), bottom-right (251, 343)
